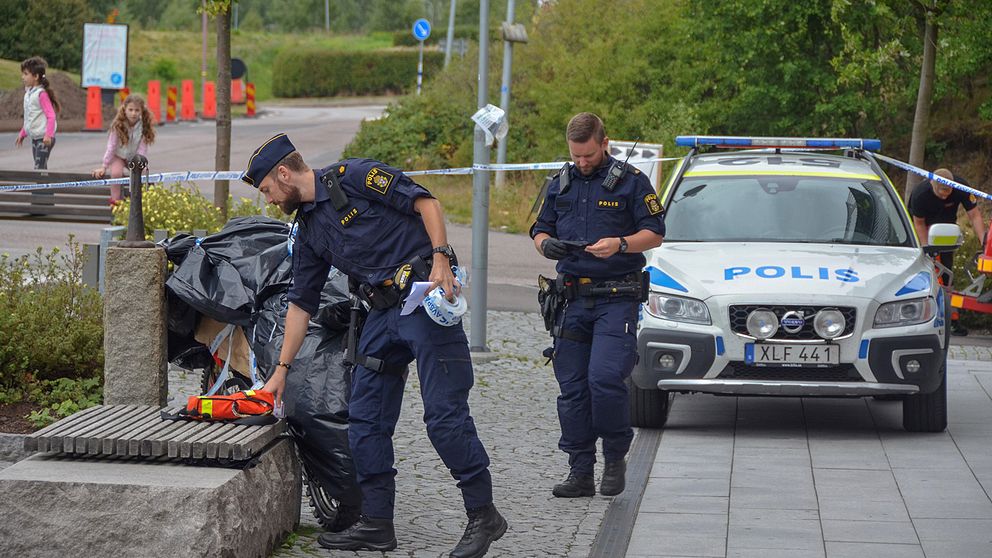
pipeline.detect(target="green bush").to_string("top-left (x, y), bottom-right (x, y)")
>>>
top-left (0, 238), bottom-right (104, 392)
top-left (111, 182), bottom-right (289, 239)
top-left (26, 377), bottom-right (103, 428)
top-left (272, 49), bottom-right (444, 97)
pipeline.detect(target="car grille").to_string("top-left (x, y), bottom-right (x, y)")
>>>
top-left (720, 362), bottom-right (863, 382)
top-left (729, 305), bottom-right (857, 340)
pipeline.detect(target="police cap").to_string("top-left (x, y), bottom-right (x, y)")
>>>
top-left (242, 133), bottom-right (296, 187)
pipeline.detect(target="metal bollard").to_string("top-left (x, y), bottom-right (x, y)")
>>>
top-left (122, 154), bottom-right (154, 247)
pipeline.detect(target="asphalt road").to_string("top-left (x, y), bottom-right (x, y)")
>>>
top-left (0, 104), bottom-right (554, 313)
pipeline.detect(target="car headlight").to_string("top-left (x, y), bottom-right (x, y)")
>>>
top-left (873, 297), bottom-right (935, 328)
top-left (646, 292), bottom-right (711, 324)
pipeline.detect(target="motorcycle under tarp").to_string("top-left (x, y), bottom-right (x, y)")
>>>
top-left (160, 215), bottom-right (362, 521)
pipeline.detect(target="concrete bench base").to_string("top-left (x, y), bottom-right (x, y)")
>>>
top-left (0, 438), bottom-right (300, 558)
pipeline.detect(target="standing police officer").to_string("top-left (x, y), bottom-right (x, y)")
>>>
top-left (244, 134), bottom-right (506, 557)
top-left (531, 113), bottom-right (664, 497)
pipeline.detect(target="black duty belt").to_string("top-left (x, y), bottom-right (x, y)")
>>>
top-left (559, 271), bottom-right (648, 301)
top-left (354, 255), bottom-right (433, 311)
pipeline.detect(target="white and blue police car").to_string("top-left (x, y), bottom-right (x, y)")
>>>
top-left (631, 136), bottom-right (960, 432)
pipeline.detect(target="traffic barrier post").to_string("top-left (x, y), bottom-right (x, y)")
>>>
top-left (84, 86), bottom-right (103, 131)
top-left (202, 81), bottom-right (217, 119)
top-left (147, 80), bottom-right (161, 124)
top-left (166, 86), bottom-right (177, 123)
top-left (118, 87), bottom-right (130, 105)
top-left (246, 82), bottom-right (256, 118)
top-left (180, 79), bottom-right (196, 121)
top-left (231, 78), bottom-right (245, 104)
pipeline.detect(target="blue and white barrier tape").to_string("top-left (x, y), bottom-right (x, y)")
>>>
top-left (872, 153), bottom-right (992, 202)
top-left (0, 170), bottom-right (246, 193)
top-left (0, 158), bottom-right (681, 192)
top-left (403, 158), bottom-right (680, 176)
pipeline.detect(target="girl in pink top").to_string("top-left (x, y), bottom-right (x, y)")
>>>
top-left (15, 57), bottom-right (59, 169)
top-left (92, 94), bottom-right (156, 203)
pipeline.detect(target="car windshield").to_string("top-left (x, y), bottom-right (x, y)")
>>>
top-left (663, 175), bottom-right (913, 246)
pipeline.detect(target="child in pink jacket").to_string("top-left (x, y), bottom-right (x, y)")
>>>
top-left (15, 57), bottom-right (59, 169)
top-left (92, 93), bottom-right (156, 203)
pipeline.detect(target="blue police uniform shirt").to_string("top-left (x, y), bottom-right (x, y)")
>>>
top-left (288, 158), bottom-right (434, 315)
top-left (530, 155), bottom-right (665, 278)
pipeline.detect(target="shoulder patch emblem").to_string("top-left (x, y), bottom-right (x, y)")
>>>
top-left (337, 164), bottom-right (347, 176)
top-left (644, 193), bottom-right (662, 215)
top-left (365, 167), bottom-right (395, 195)
top-left (970, 194), bottom-right (977, 204)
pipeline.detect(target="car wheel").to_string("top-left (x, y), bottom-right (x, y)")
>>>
top-left (630, 382), bottom-right (671, 428)
top-left (902, 358), bottom-right (948, 432)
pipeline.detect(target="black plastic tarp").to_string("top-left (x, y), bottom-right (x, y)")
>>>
top-left (161, 216), bottom-right (360, 507)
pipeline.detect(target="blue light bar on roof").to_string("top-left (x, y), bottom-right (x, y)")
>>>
top-left (675, 136), bottom-right (882, 151)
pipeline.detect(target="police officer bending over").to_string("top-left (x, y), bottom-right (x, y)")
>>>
top-left (531, 113), bottom-right (664, 498)
top-left (244, 134), bottom-right (506, 557)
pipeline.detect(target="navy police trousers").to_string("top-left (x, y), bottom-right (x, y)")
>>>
top-left (348, 304), bottom-right (493, 519)
top-left (553, 297), bottom-right (639, 475)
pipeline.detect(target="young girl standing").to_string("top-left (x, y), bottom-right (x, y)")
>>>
top-left (92, 94), bottom-right (156, 203)
top-left (15, 57), bottom-right (59, 169)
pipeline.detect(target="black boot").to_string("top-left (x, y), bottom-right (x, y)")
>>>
top-left (317, 515), bottom-right (397, 551)
top-left (326, 502), bottom-right (361, 533)
top-left (449, 504), bottom-right (508, 558)
top-left (552, 472), bottom-right (595, 498)
top-left (600, 461), bottom-right (626, 496)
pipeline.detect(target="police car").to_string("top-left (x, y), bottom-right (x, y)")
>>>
top-left (631, 136), bottom-right (960, 432)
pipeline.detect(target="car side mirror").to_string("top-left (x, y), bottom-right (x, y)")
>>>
top-left (923, 223), bottom-right (962, 255)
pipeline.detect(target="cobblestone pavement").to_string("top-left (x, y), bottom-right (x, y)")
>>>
top-left (168, 311), bottom-right (614, 558)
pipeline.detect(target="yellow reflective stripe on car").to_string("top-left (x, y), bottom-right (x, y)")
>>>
top-left (930, 235), bottom-right (959, 246)
top-left (682, 170), bottom-right (880, 180)
top-left (661, 157), bottom-right (688, 203)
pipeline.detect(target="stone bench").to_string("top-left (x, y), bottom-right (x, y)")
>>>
top-left (0, 405), bottom-right (301, 558)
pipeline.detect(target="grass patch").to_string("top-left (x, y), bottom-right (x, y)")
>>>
top-left (0, 59), bottom-right (79, 92)
top-left (129, 29), bottom-right (393, 103)
top-left (420, 171), bottom-right (549, 234)
top-left (0, 29), bottom-right (393, 104)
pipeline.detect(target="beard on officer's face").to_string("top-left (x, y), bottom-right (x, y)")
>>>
top-left (276, 178), bottom-right (302, 215)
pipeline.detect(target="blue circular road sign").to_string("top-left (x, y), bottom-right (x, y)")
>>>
top-left (412, 18), bottom-right (431, 41)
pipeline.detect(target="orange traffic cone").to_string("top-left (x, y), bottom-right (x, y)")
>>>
top-left (147, 80), bottom-right (161, 124)
top-left (84, 86), bottom-right (103, 131)
top-left (231, 78), bottom-right (245, 104)
top-left (180, 79), bottom-right (196, 121)
top-left (202, 81), bottom-right (216, 119)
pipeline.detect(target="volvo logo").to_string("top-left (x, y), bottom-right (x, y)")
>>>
top-left (780, 310), bottom-right (806, 334)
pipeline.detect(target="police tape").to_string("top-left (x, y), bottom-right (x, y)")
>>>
top-left (0, 171), bottom-right (247, 193)
top-left (403, 158), bottom-right (681, 176)
top-left (872, 153), bottom-right (992, 202)
top-left (0, 159), bottom-right (683, 192)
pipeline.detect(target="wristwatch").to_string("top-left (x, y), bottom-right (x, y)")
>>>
top-left (432, 244), bottom-right (456, 259)
top-left (618, 237), bottom-right (628, 253)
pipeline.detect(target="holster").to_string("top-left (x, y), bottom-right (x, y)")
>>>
top-left (537, 274), bottom-right (562, 333)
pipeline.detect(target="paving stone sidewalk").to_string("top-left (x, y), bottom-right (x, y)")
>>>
top-left (626, 344), bottom-right (992, 558)
top-left (167, 311), bottom-right (614, 558)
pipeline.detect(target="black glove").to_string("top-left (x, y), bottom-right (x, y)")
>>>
top-left (541, 238), bottom-right (570, 260)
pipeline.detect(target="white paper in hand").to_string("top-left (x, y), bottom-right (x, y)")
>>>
top-left (401, 282), bottom-right (435, 316)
